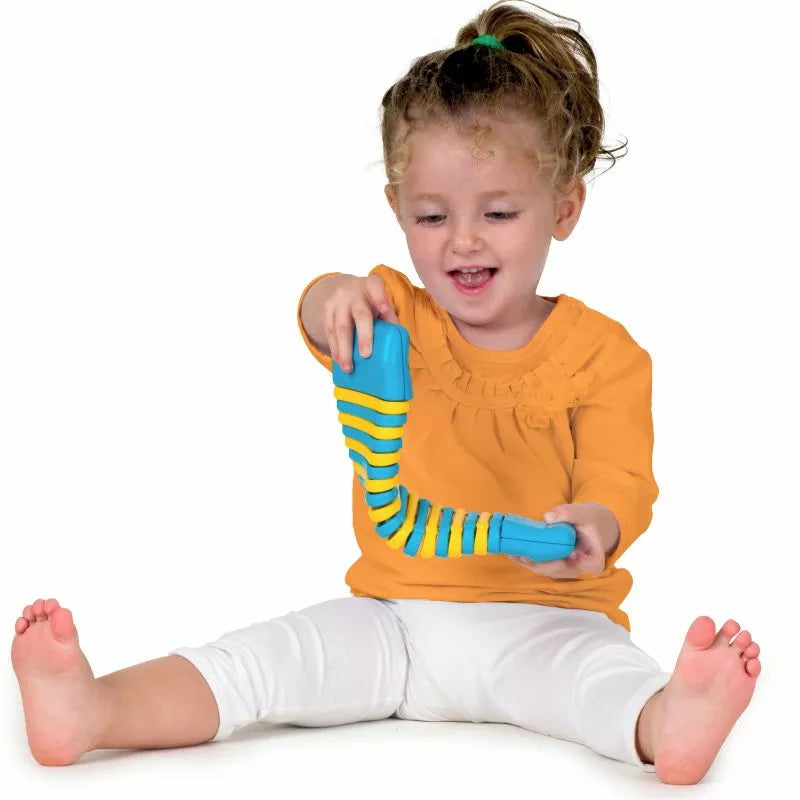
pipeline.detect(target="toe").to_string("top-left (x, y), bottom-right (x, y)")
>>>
top-left (731, 630), bottom-right (752, 654)
top-left (716, 619), bottom-right (741, 644)
top-left (43, 599), bottom-right (60, 615)
top-left (743, 642), bottom-right (760, 660)
top-left (22, 605), bottom-right (35, 623)
top-left (14, 617), bottom-right (30, 635)
top-left (745, 658), bottom-right (761, 678)
top-left (32, 599), bottom-right (46, 620)
top-left (686, 616), bottom-right (717, 649)
top-left (50, 607), bottom-right (76, 643)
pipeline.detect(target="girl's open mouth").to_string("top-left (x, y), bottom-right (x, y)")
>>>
top-left (449, 267), bottom-right (497, 294)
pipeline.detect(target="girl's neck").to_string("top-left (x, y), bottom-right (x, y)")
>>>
top-left (450, 295), bottom-right (555, 352)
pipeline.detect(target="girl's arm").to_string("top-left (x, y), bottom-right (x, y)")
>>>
top-left (569, 334), bottom-right (659, 567)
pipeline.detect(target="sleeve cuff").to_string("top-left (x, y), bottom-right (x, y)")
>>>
top-left (572, 485), bottom-right (650, 568)
top-left (296, 272), bottom-right (339, 372)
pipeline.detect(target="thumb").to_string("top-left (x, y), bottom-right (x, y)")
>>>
top-left (543, 505), bottom-right (568, 524)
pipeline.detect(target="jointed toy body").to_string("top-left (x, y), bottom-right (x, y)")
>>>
top-left (332, 320), bottom-right (577, 562)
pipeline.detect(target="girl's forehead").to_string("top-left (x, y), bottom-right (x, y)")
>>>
top-left (403, 112), bottom-right (548, 162)
top-left (406, 114), bottom-right (541, 150)
top-left (400, 121), bottom-right (550, 193)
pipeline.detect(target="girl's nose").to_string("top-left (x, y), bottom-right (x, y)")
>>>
top-left (451, 224), bottom-right (483, 254)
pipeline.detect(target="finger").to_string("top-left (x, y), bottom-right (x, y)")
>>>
top-left (508, 553), bottom-right (581, 578)
top-left (508, 555), bottom-right (552, 574)
top-left (570, 550), bottom-right (601, 575)
top-left (352, 303), bottom-right (375, 358)
top-left (324, 324), bottom-right (339, 365)
top-left (323, 300), bottom-right (340, 364)
top-left (332, 305), bottom-right (355, 372)
top-left (570, 540), bottom-right (593, 562)
top-left (366, 275), bottom-right (398, 323)
top-left (543, 558), bottom-right (581, 578)
top-left (529, 559), bottom-right (578, 579)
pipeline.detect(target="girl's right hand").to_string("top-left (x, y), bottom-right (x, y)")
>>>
top-left (323, 274), bottom-right (399, 372)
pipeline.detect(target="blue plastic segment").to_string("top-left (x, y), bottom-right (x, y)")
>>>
top-left (404, 497), bottom-right (430, 556)
top-left (462, 512), bottom-right (478, 555)
top-left (337, 400), bottom-right (407, 427)
top-left (376, 485), bottom-right (408, 538)
top-left (348, 450), bottom-right (399, 480)
top-left (488, 513), bottom-right (504, 554)
top-left (435, 507), bottom-right (454, 557)
top-left (365, 486), bottom-right (399, 508)
top-left (332, 320), bottom-right (412, 402)
top-left (341, 425), bottom-right (401, 454)
top-left (498, 514), bottom-right (577, 561)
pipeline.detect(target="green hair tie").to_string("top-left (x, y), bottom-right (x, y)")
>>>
top-left (471, 34), bottom-right (505, 50)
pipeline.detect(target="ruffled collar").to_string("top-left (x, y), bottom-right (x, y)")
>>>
top-left (412, 293), bottom-right (599, 420)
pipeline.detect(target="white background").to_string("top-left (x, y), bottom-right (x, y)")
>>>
top-left (1, 0), bottom-right (797, 797)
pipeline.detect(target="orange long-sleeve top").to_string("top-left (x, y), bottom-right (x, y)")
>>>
top-left (297, 264), bottom-right (659, 631)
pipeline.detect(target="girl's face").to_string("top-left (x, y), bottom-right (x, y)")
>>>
top-left (386, 116), bottom-right (585, 348)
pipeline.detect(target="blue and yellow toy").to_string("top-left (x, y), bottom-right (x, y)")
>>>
top-left (332, 320), bottom-right (577, 561)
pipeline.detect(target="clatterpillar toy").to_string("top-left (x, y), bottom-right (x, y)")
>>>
top-left (332, 320), bottom-right (576, 561)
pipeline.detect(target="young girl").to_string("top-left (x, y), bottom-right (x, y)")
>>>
top-left (11, 0), bottom-right (760, 785)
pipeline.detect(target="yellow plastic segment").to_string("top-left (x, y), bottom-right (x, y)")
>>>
top-left (387, 491), bottom-right (418, 550)
top-left (364, 476), bottom-right (399, 493)
top-left (338, 412), bottom-right (403, 440)
top-left (474, 512), bottom-right (491, 555)
top-left (345, 438), bottom-right (400, 468)
top-left (421, 503), bottom-right (442, 558)
top-left (367, 493), bottom-right (401, 523)
top-left (352, 460), bottom-right (398, 492)
top-left (448, 508), bottom-right (466, 558)
top-left (334, 387), bottom-right (409, 415)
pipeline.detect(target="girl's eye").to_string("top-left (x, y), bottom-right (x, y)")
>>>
top-left (487, 211), bottom-right (519, 221)
top-left (413, 212), bottom-right (519, 225)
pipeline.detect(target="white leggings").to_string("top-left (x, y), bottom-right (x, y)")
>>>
top-left (168, 597), bottom-right (671, 771)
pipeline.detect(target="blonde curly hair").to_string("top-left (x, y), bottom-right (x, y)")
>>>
top-left (380, 0), bottom-right (626, 193)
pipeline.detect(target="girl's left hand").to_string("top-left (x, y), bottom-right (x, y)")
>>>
top-left (507, 502), bottom-right (620, 578)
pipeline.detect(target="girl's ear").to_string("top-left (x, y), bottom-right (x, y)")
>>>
top-left (384, 184), bottom-right (398, 215)
top-left (385, 184), bottom-right (404, 228)
top-left (552, 178), bottom-right (587, 241)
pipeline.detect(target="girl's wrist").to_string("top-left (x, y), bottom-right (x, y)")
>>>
top-left (600, 510), bottom-right (621, 554)
top-left (580, 501), bottom-right (620, 554)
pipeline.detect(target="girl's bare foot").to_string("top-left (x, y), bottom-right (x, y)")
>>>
top-left (11, 598), bottom-right (108, 766)
top-left (643, 616), bottom-right (761, 784)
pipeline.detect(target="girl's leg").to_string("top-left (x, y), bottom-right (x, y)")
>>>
top-left (385, 599), bottom-right (671, 768)
top-left (12, 595), bottom-right (408, 765)
top-left (93, 654), bottom-right (221, 750)
top-left (481, 604), bottom-right (672, 769)
top-left (166, 595), bottom-right (409, 742)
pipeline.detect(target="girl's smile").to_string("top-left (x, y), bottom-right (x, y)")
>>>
top-left (449, 266), bottom-right (498, 293)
